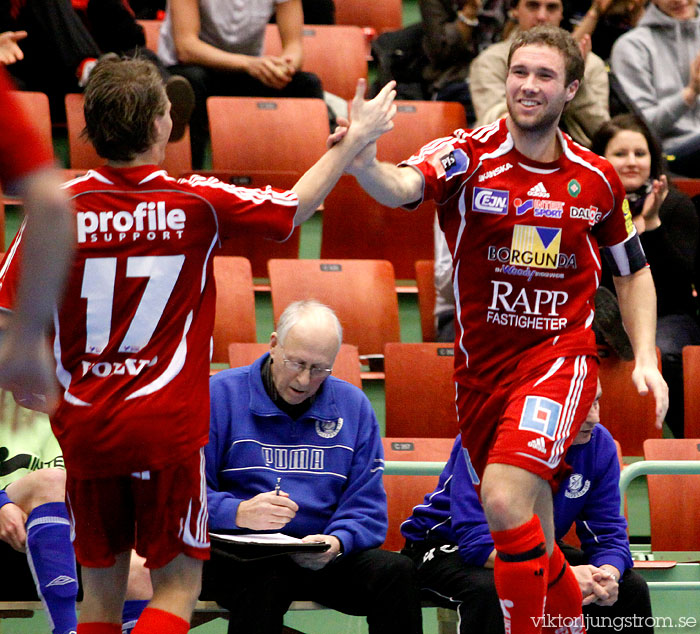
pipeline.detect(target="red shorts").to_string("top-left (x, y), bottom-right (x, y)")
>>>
top-left (457, 355), bottom-right (598, 490)
top-left (66, 448), bottom-right (210, 569)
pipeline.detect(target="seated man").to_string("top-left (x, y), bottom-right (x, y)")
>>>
top-left (401, 380), bottom-right (653, 633)
top-left (610, 0), bottom-right (700, 177)
top-left (202, 299), bottom-right (423, 634)
top-left (157, 0), bottom-right (325, 167)
top-left (469, 0), bottom-right (609, 147)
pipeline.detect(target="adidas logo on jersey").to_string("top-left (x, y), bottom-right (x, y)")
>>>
top-left (527, 182), bottom-right (550, 198)
top-left (527, 437), bottom-right (547, 454)
top-left (46, 575), bottom-right (77, 588)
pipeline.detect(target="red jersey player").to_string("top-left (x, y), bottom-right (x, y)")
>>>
top-left (0, 56), bottom-right (396, 634)
top-left (0, 67), bottom-right (73, 415)
top-left (334, 25), bottom-right (668, 634)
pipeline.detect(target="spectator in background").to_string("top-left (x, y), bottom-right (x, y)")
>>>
top-left (202, 300), bottom-right (423, 634)
top-left (372, 0), bottom-right (508, 124)
top-left (566, 0), bottom-right (646, 61)
top-left (592, 114), bottom-right (700, 437)
top-left (610, 0), bottom-right (700, 177)
top-left (470, 0), bottom-right (610, 148)
top-left (158, 0), bottom-right (325, 168)
top-left (0, 0), bottom-right (194, 140)
top-left (401, 381), bottom-right (654, 634)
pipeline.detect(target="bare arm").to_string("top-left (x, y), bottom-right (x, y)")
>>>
top-left (275, 0), bottom-right (304, 71)
top-left (350, 159), bottom-right (424, 209)
top-left (0, 168), bottom-right (73, 414)
top-left (170, 0), bottom-right (291, 89)
top-left (291, 80), bottom-right (397, 225)
top-left (612, 267), bottom-right (668, 427)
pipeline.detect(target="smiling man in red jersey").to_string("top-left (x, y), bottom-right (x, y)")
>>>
top-left (332, 24), bottom-right (668, 634)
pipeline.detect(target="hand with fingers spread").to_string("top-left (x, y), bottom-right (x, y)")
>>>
top-left (326, 80), bottom-right (397, 172)
top-left (235, 490), bottom-right (299, 531)
top-left (346, 79), bottom-right (397, 148)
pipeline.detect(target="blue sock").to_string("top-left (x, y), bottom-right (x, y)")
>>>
top-left (121, 599), bottom-right (149, 634)
top-left (26, 502), bottom-right (78, 634)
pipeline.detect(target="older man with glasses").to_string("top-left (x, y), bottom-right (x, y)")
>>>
top-left (201, 299), bottom-right (424, 634)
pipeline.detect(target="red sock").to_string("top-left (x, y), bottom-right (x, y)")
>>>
top-left (77, 624), bottom-right (121, 634)
top-left (492, 515), bottom-right (549, 634)
top-left (543, 543), bottom-right (586, 634)
top-left (131, 607), bottom-right (190, 634)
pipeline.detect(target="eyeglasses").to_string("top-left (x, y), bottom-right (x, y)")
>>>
top-left (280, 351), bottom-right (333, 378)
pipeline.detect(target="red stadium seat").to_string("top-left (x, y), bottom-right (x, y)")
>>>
top-left (384, 343), bottom-right (457, 438)
top-left (643, 438), bottom-right (700, 551)
top-left (381, 437), bottom-right (454, 551)
top-left (263, 25), bottom-right (367, 100)
top-left (211, 256), bottom-right (257, 363)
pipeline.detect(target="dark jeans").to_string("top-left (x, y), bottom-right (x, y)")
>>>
top-left (402, 540), bottom-right (654, 634)
top-left (168, 64), bottom-right (324, 169)
top-left (656, 313), bottom-right (700, 437)
top-left (201, 547), bottom-right (423, 634)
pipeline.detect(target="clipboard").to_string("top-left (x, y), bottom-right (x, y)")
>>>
top-left (210, 532), bottom-right (331, 562)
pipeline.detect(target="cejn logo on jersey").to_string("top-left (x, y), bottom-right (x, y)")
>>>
top-left (77, 202), bottom-right (186, 243)
top-left (472, 188), bottom-right (509, 215)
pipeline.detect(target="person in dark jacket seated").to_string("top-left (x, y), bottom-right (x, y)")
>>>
top-left (402, 379), bottom-right (653, 634)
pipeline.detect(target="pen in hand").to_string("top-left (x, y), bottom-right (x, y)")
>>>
top-left (274, 477), bottom-right (281, 496)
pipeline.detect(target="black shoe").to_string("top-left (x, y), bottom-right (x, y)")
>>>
top-left (165, 75), bottom-right (195, 143)
top-left (593, 286), bottom-right (634, 361)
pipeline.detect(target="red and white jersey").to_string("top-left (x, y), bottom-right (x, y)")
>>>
top-left (0, 68), bottom-right (54, 191)
top-left (0, 165), bottom-right (297, 478)
top-left (402, 119), bottom-right (635, 391)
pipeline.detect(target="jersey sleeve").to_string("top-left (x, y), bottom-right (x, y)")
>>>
top-left (399, 132), bottom-right (474, 210)
top-left (592, 162), bottom-right (636, 248)
top-left (592, 162), bottom-right (648, 276)
top-left (0, 68), bottom-right (55, 194)
top-left (0, 224), bottom-right (25, 314)
top-left (178, 175), bottom-right (297, 243)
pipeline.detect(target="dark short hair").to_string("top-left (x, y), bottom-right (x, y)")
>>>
top-left (83, 55), bottom-right (168, 162)
top-left (591, 114), bottom-right (666, 180)
top-left (507, 25), bottom-right (585, 87)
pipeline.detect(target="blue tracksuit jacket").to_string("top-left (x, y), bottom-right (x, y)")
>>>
top-left (401, 425), bottom-right (633, 575)
top-left (206, 353), bottom-right (387, 555)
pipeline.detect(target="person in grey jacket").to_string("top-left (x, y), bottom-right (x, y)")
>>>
top-left (610, 0), bottom-right (700, 177)
top-left (469, 0), bottom-right (610, 147)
